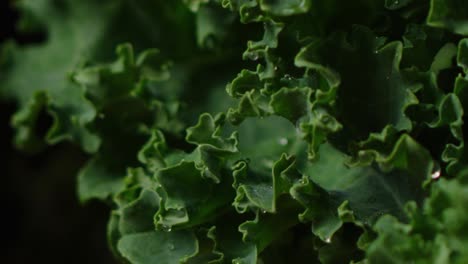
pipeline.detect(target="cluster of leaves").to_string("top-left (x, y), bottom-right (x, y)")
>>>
top-left (1, 0), bottom-right (468, 263)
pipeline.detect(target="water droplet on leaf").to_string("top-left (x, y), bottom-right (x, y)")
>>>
top-left (278, 138), bottom-right (288, 146)
top-left (248, 53), bottom-right (259, 61)
top-left (431, 162), bottom-right (441, 180)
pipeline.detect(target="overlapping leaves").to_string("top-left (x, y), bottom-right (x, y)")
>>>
top-left (3, 0), bottom-right (468, 263)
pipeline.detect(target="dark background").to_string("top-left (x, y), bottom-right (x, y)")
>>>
top-left (1, 2), bottom-right (116, 263)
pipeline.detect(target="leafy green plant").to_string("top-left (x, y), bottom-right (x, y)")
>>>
top-left (2, 0), bottom-right (468, 263)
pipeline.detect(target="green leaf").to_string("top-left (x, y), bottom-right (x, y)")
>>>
top-left (77, 156), bottom-right (126, 202)
top-left (10, 91), bottom-right (48, 152)
top-left (232, 116), bottom-right (301, 213)
top-left (270, 87), bottom-right (312, 122)
top-left (295, 26), bottom-right (418, 156)
top-left (1, 0), bottom-right (194, 152)
top-left (296, 135), bottom-right (432, 237)
top-left (458, 38), bottom-right (468, 72)
top-left (155, 160), bottom-right (233, 229)
top-left (119, 189), bottom-right (160, 235)
top-left (367, 169), bottom-right (468, 263)
top-left (212, 216), bottom-right (258, 264)
top-left (184, 227), bottom-right (224, 264)
top-left (259, 0), bottom-right (311, 16)
top-left (238, 197), bottom-right (302, 252)
top-left (196, 4), bottom-right (236, 49)
top-left (428, 0), bottom-right (468, 35)
top-left (186, 113), bottom-right (238, 153)
top-left (108, 212), bottom-right (126, 262)
top-left (243, 19), bottom-right (284, 61)
top-left (118, 231), bottom-right (198, 264)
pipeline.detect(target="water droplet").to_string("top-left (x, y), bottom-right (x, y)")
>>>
top-left (431, 162), bottom-right (441, 180)
top-left (162, 225), bottom-right (172, 232)
top-left (248, 53), bottom-right (259, 61)
top-left (431, 170), bottom-right (441, 180)
top-left (325, 237), bottom-right (331, 243)
top-left (261, 210), bottom-right (267, 214)
top-left (98, 113), bottom-right (105, 119)
top-left (168, 243), bottom-right (175, 250)
top-left (274, 66), bottom-right (278, 71)
top-left (394, 0), bottom-right (400, 5)
top-left (278, 138), bottom-right (288, 146)
top-left (284, 74), bottom-right (292, 80)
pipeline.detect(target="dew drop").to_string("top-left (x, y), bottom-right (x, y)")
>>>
top-left (278, 138), bottom-right (288, 146)
top-left (394, 0), bottom-right (400, 5)
top-left (168, 243), bottom-right (175, 250)
top-left (431, 162), bottom-right (441, 180)
top-left (162, 225), bottom-right (172, 232)
top-left (261, 210), bottom-right (267, 214)
top-left (325, 237), bottom-right (331, 243)
top-left (98, 113), bottom-right (105, 119)
top-left (248, 53), bottom-right (259, 61)
top-left (274, 66), bottom-right (278, 71)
